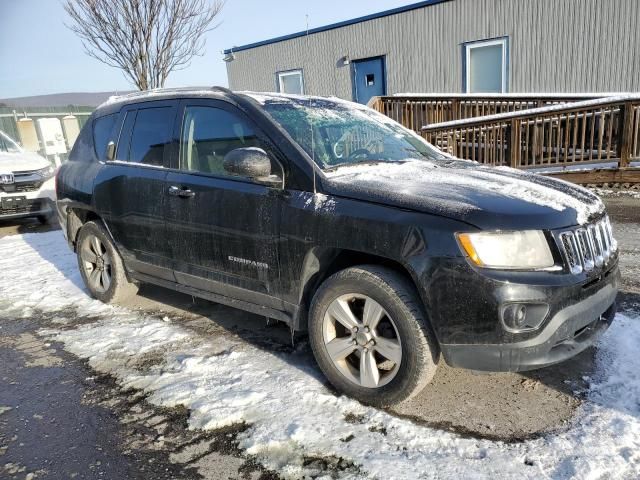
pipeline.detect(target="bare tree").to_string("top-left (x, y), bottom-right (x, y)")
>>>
top-left (64, 0), bottom-right (224, 90)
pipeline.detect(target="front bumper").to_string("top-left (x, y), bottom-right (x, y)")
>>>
top-left (0, 177), bottom-right (56, 220)
top-left (435, 259), bottom-right (620, 372)
top-left (0, 198), bottom-right (55, 220)
top-left (442, 284), bottom-right (617, 372)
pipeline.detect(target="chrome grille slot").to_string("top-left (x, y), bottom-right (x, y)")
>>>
top-left (599, 222), bottom-right (610, 261)
top-left (605, 216), bottom-right (617, 252)
top-left (560, 232), bottom-right (582, 274)
top-left (575, 228), bottom-right (594, 271)
top-left (558, 215), bottom-right (617, 275)
top-left (588, 224), bottom-right (604, 267)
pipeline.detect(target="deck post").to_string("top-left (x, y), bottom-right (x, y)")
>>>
top-left (451, 99), bottom-right (459, 121)
top-left (618, 101), bottom-right (633, 168)
top-left (509, 118), bottom-right (521, 168)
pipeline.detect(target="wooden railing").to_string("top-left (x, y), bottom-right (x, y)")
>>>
top-left (368, 94), bottom-right (604, 132)
top-left (369, 94), bottom-right (640, 183)
top-left (417, 96), bottom-right (640, 171)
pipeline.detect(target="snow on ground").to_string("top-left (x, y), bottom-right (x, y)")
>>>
top-left (592, 188), bottom-right (640, 200)
top-left (1, 231), bottom-right (639, 479)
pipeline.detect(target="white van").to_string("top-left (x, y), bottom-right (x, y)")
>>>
top-left (0, 130), bottom-right (56, 223)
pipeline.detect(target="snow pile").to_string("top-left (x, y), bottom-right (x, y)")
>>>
top-left (1, 231), bottom-right (639, 478)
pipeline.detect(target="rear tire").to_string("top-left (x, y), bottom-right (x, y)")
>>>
top-left (308, 265), bottom-right (439, 407)
top-left (76, 221), bottom-right (138, 304)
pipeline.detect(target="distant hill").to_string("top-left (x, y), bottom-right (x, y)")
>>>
top-left (0, 91), bottom-right (134, 108)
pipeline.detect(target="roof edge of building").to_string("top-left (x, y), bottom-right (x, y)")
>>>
top-left (223, 0), bottom-right (452, 54)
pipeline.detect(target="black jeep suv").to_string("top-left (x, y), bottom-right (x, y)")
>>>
top-left (56, 87), bottom-right (620, 406)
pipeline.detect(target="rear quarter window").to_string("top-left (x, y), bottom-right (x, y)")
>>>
top-left (93, 113), bottom-right (117, 160)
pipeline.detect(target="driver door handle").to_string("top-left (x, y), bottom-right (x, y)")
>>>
top-left (168, 186), bottom-right (196, 198)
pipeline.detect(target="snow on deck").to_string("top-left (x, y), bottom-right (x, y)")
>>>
top-left (0, 231), bottom-right (639, 479)
top-left (423, 94), bottom-right (640, 131)
top-left (392, 92), bottom-right (632, 99)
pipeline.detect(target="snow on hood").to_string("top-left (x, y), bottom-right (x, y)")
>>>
top-left (324, 160), bottom-right (604, 229)
top-left (0, 151), bottom-right (51, 173)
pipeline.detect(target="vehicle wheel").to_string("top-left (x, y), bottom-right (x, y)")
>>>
top-left (309, 265), bottom-right (439, 407)
top-left (76, 221), bottom-right (138, 303)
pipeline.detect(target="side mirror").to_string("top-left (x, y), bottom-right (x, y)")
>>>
top-left (105, 141), bottom-right (116, 161)
top-left (223, 147), bottom-right (272, 179)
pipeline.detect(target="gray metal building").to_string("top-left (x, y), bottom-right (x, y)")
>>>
top-left (224, 0), bottom-right (640, 104)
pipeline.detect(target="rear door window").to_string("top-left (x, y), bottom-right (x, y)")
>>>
top-left (127, 107), bottom-right (175, 166)
top-left (93, 113), bottom-right (117, 159)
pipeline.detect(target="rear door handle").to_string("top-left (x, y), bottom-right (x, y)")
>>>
top-left (168, 186), bottom-right (195, 198)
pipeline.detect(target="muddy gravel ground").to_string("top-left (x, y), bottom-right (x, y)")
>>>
top-left (1, 195), bottom-right (639, 479)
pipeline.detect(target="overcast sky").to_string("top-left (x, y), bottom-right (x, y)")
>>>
top-left (0, 0), bottom-right (414, 98)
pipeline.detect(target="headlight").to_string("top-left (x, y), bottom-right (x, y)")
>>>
top-left (36, 165), bottom-right (55, 179)
top-left (456, 230), bottom-right (555, 270)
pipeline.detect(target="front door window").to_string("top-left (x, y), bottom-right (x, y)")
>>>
top-left (179, 105), bottom-right (282, 182)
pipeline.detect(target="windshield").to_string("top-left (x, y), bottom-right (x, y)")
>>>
top-left (0, 131), bottom-right (23, 154)
top-left (257, 96), bottom-right (448, 170)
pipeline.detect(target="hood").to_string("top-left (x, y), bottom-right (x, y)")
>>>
top-left (0, 151), bottom-right (51, 173)
top-left (322, 160), bottom-right (605, 230)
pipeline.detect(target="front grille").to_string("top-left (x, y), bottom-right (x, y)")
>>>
top-left (0, 200), bottom-right (42, 215)
top-left (558, 216), bottom-right (617, 275)
top-left (1, 181), bottom-right (43, 193)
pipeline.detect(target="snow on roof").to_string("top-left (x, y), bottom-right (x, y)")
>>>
top-left (97, 86), bottom-right (230, 109)
top-left (240, 91), bottom-right (364, 108)
top-left (241, 91), bottom-right (401, 124)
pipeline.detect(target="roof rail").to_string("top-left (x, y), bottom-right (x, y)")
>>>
top-left (211, 86), bottom-right (232, 93)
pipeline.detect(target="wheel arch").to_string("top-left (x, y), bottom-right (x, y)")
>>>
top-left (66, 209), bottom-right (122, 267)
top-left (295, 248), bottom-right (427, 331)
top-left (66, 207), bottom-right (102, 251)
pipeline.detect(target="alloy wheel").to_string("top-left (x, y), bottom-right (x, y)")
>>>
top-left (322, 294), bottom-right (402, 388)
top-left (80, 234), bottom-right (112, 293)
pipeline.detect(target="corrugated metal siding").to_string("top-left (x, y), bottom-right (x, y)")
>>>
top-left (226, 0), bottom-right (640, 98)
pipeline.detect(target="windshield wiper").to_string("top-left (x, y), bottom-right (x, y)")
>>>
top-left (324, 159), bottom-right (403, 172)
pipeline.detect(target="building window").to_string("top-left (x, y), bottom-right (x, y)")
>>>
top-left (464, 38), bottom-right (508, 93)
top-left (277, 69), bottom-right (304, 95)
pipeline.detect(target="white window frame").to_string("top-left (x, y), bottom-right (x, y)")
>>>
top-left (277, 69), bottom-right (304, 95)
top-left (464, 38), bottom-right (508, 94)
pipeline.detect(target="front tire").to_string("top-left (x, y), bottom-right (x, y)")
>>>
top-left (309, 265), bottom-right (439, 407)
top-left (76, 221), bottom-right (138, 303)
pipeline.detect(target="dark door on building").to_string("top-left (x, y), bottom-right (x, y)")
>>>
top-left (352, 56), bottom-right (386, 104)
